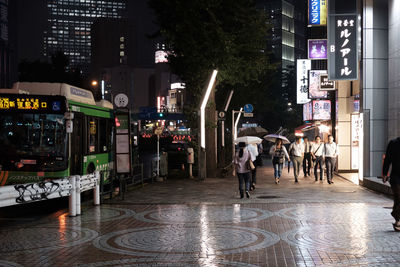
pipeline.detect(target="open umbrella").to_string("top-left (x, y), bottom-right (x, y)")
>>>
top-left (234, 136), bottom-right (262, 145)
top-left (264, 134), bottom-right (290, 144)
top-left (237, 127), bottom-right (268, 138)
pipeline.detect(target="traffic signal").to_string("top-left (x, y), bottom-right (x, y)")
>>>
top-left (158, 112), bottom-right (164, 118)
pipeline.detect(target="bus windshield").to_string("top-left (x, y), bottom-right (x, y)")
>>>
top-left (0, 113), bottom-right (67, 158)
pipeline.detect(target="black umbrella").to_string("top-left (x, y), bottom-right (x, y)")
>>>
top-left (237, 127), bottom-right (268, 138)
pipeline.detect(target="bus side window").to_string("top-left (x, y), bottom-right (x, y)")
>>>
top-left (99, 119), bottom-right (107, 152)
top-left (88, 117), bottom-right (98, 153)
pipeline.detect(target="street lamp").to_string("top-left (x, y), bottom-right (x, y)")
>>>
top-left (200, 69), bottom-right (218, 149)
top-left (234, 107), bottom-right (243, 140)
top-left (198, 69), bottom-right (218, 180)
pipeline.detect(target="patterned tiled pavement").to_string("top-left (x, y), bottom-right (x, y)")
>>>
top-left (0, 161), bottom-right (398, 267)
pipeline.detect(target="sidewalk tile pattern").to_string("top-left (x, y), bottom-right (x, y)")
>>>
top-left (0, 161), bottom-right (399, 266)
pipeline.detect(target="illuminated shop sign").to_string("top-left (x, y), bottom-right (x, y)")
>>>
top-left (319, 74), bottom-right (335, 90)
top-left (308, 70), bottom-right (328, 99)
top-left (328, 0), bottom-right (358, 80)
top-left (303, 101), bottom-right (313, 121)
top-left (308, 0), bottom-right (327, 26)
top-left (297, 59), bottom-right (311, 104)
top-left (0, 94), bottom-right (66, 114)
top-left (308, 39), bottom-right (327, 59)
top-left (155, 50), bottom-right (168, 64)
top-left (313, 100), bottom-right (331, 120)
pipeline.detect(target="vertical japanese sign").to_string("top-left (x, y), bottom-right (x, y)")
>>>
top-left (328, 0), bottom-right (358, 80)
top-left (303, 101), bottom-right (313, 121)
top-left (308, 0), bottom-right (327, 26)
top-left (297, 59), bottom-right (311, 104)
top-left (308, 70), bottom-right (329, 99)
top-left (351, 114), bottom-right (361, 169)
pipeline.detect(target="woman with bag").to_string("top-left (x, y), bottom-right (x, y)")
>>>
top-left (234, 142), bottom-right (252, 198)
top-left (269, 139), bottom-right (290, 184)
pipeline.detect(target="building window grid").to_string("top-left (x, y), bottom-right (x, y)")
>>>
top-left (44, 0), bottom-right (126, 70)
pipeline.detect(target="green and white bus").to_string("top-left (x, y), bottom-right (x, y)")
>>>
top-left (0, 82), bottom-right (114, 186)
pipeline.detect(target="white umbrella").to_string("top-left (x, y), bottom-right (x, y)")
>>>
top-left (234, 136), bottom-right (262, 145)
top-left (264, 134), bottom-right (290, 144)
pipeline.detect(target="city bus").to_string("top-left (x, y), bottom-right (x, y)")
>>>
top-left (0, 82), bottom-right (114, 186)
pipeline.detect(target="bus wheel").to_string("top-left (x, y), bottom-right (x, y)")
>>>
top-left (87, 163), bottom-right (96, 174)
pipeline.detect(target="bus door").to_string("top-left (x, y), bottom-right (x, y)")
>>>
top-left (70, 113), bottom-right (84, 175)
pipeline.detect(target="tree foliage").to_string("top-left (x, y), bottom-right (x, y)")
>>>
top-left (149, 0), bottom-right (275, 127)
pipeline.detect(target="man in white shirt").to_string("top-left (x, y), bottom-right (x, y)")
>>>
top-left (311, 136), bottom-right (324, 182)
top-left (324, 135), bottom-right (339, 184)
top-left (289, 137), bottom-right (304, 183)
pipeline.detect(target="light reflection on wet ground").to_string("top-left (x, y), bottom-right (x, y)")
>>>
top-left (0, 162), bottom-right (397, 266)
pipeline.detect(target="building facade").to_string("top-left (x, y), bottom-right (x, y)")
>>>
top-left (44, 0), bottom-right (127, 73)
top-left (0, 0), bottom-right (16, 88)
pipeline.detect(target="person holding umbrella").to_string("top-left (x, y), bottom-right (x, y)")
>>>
top-left (269, 138), bottom-right (290, 184)
top-left (233, 142), bottom-right (252, 198)
top-left (288, 137), bottom-right (305, 183)
top-left (247, 143), bottom-right (258, 190)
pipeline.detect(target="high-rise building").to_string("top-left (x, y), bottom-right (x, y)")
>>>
top-left (44, 0), bottom-right (127, 73)
top-left (257, 0), bottom-right (307, 70)
top-left (0, 0), bottom-right (15, 88)
top-left (91, 18), bottom-right (135, 76)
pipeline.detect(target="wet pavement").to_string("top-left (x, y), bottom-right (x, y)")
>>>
top-left (0, 161), bottom-right (398, 267)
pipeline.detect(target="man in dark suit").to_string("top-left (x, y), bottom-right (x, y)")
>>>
top-left (382, 137), bottom-right (400, 231)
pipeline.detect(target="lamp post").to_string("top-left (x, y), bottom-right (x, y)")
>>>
top-left (232, 107), bottom-right (243, 175)
top-left (198, 70), bottom-right (218, 180)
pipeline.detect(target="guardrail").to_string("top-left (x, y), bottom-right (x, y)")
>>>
top-left (0, 172), bottom-right (100, 217)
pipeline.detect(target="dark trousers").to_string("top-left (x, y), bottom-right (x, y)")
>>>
top-left (391, 182), bottom-right (400, 221)
top-left (314, 156), bottom-right (324, 180)
top-left (250, 161), bottom-right (257, 185)
top-left (325, 157), bottom-right (336, 181)
top-left (303, 152), bottom-right (312, 175)
top-left (237, 172), bottom-right (251, 195)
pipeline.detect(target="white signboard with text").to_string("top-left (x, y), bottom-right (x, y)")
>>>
top-left (297, 59), bottom-right (311, 104)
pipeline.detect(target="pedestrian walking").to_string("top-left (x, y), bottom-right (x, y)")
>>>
top-left (234, 142), bottom-right (252, 198)
top-left (303, 137), bottom-right (312, 177)
top-left (247, 143), bottom-right (258, 191)
top-left (323, 135), bottom-right (339, 184)
top-left (269, 139), bottom-right (290, 184)
top-left (288, 137), bottom-right (304, 183)
top-left (311, 136), bottom-right (324, 182)
top-left (382, 137), bottom-right (400, 231)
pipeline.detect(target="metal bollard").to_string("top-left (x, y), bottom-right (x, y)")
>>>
top-left (69, 176), bottom-right (76, 217)
top-left (94, 171), bottom-right (100, 205)
top-left (75, 175), bottom-right (81, 215)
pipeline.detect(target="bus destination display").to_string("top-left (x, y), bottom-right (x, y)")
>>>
top-left (0, 94), bottom-right (66, 113)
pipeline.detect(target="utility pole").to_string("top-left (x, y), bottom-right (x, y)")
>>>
top-left (218, 90), bottom-right (234, 168)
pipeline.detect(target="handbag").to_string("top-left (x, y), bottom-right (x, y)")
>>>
top-left (273, 156), bottom-right (284, 164)
top-left (246, 159), bottom-right (255, 170)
